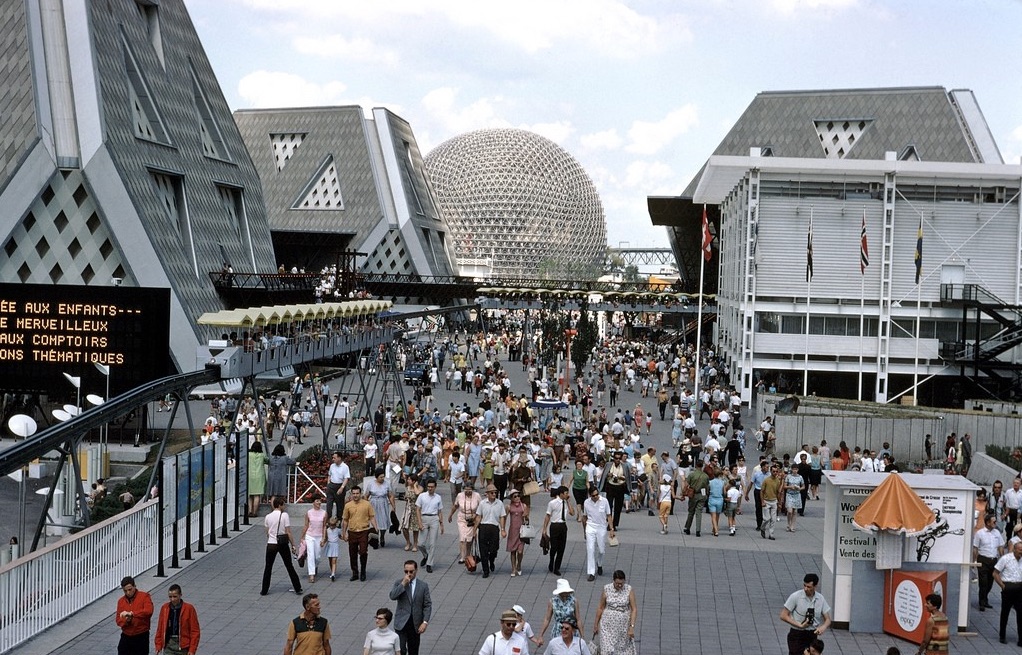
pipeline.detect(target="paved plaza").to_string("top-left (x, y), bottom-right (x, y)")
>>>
top-left (13, 346), bottom-right (1011, 655)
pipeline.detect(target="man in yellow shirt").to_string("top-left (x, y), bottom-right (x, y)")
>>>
top-left (342, 487), bottom-right (378, 582)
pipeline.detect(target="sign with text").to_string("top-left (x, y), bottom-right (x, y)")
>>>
top-left (0, 283), bottom-right (170, 393)
top-left (837, 487), bottom-right (879, 560)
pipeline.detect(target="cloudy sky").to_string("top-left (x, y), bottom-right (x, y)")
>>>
top-left (184, 0), bottom-right (1022, 249)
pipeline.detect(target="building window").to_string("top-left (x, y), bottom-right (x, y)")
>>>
top-left (216, 184), bottom-right (246, 241)
top-left (292, 156), bottom-right (344, 210)
top-left (404, 141), bottom-right (425, 215)
top-left (123, 33), bottom-right (170, 144)
top-left (190, 62), bottom-right (230, 160)
top-left (134, 0), bottom-right (165, 68)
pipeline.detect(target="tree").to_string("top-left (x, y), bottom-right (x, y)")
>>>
top-left (571, 305), bottom-right (599, 376)
top-left (538, 311), bottom-right (569, 370)
top-left (622, 264), bottom-right (643, 283)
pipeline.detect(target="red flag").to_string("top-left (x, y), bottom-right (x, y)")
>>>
top-left (701, 207), bottom-right (712, 262)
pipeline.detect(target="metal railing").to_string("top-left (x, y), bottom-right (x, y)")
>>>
top-left (0, 500), bottom-right (158, 652)
top-left (0, 455), bottom-right (239, 654)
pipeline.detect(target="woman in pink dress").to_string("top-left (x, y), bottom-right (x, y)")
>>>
top-left (506, 489), bottom-right (530, 577)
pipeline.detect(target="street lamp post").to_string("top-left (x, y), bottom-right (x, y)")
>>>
top-left (94, 363), bottom-right (111, 462)
top-left (62, 372), bottom-right (81, 416)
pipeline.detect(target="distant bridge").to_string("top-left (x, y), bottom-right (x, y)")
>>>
top-left (606, 247), bottom-right (677, 268)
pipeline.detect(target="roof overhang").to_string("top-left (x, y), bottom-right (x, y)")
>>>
top-left (693, 155), bottom-right (1022, 204)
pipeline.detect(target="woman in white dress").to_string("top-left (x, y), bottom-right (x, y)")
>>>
top-left (363, 607), bottom-right (401, 655)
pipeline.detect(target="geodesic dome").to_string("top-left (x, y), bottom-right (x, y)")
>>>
top-left (424, 128), bottom-right (607, 279)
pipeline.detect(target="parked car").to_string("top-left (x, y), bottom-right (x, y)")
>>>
top-left (404, 363), bottom-right (427, 385)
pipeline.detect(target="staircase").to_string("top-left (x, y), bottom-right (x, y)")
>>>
top-left (940, 283), bottom-right (1022, 400)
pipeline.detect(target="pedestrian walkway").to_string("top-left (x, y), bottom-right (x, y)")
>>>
top-left (19, 345), bottom-right (1007, 655)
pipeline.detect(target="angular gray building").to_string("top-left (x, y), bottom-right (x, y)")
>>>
top-left (234, 106), bottom-right (458, 280)
top-left (0, 0), bottom-right (276, 373)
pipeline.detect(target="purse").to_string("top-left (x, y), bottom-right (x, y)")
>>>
top-left (519, 523), bottom-right (540, 541)
top-left (296, 540), bottom-right (308, 567)
top-left (523, 481), bottom-right (541, 496)
top-left (465, 536), bottom-right (479, 572)
top-left (607, 533), bottom-right (619, 547)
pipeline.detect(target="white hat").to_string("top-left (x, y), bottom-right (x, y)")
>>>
top-left (553, 578), bottom-right (574, 595)
top-left (512, 604), bottom-right (526, 616)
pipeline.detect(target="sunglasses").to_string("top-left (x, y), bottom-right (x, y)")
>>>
top-left (503, 621), bottom-right (517, 626)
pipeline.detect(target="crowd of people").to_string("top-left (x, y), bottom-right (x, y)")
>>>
top-left (113, 324), bottom-right (982, 655)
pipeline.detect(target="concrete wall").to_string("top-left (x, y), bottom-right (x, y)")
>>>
top-left (763, 396), bottom-right (1022, 463)
top-left (966, 452), bottom-right (1021, 488)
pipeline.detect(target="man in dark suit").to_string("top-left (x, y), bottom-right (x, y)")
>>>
top-left (389, 560), bottom-right (432, 655)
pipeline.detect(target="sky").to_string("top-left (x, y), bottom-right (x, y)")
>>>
top-left (183, 0), bottom-right (1022, 250)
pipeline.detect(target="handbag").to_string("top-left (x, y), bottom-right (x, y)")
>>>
top-left (368, 529), bottom-right (380, 549)
top-left (465, 537), bottom-right (479, 572)
top-left (390, 510), bottom-right (400, 534)
top-left (519, 523), bottom-right (540, 541)
top-left (607, 533), bottom-right (619, 547)
top-left (523, 480), bottom-right (541, 496)
top-left (296, 540), bottom-right (308, 567)
top-left (540, 532), bottom-right (550, 554)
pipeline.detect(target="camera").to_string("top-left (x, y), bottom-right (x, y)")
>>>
top-left (804, 608), bottom-right (815, 625)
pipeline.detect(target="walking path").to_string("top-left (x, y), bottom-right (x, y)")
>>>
top-left (20, 343), bottom-right (1005, 654)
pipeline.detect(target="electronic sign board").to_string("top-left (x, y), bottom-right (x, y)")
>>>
top-left (0, 283), bottom-right (170, 394)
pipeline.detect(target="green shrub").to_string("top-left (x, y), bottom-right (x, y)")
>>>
top-left (985, 444), bottom-right (1022, 469)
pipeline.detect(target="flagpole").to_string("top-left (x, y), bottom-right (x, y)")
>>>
top-left (858, 207), bottom-right (867, 401)
top-left (912, 213), bottom-right (923, 406)
top-left (693, 204), bottom-right (708, 416)
top-left (804, 207), bottom-right (813, 397)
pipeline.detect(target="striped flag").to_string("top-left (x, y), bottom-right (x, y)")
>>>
top-left (914, 215), bottom-right (923, 284)
top-left (701, 206), bottom-right (712, 262)
top-left (806, 214), bottom-right (814, 282)
top-left (860, 211), bottom-right (869, 274)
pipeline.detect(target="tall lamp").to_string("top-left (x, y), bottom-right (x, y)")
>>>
top-left (93, 363), bottom-right (111, 461)
top-left (62, 372), bottom-right (81, 416)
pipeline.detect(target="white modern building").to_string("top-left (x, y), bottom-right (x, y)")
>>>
top-left (653, 87), bottom-right (1022, 407)
top-left (693, 152), bottom-right (1022, 405)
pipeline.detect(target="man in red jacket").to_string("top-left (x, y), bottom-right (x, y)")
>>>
top-left (115, 576), bottom-right (154, 655)
top-left (155, 584), bottom-right (201, 655)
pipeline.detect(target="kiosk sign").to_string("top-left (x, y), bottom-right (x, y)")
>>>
top-left (837, 487), bottom-right (878, 560)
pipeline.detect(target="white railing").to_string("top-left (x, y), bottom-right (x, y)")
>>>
top-left (289, 466), bottom-right (326, 504)
top-left (0, 471), bottom-right (240, 653)
top-left (0, 500), bottom-right (158, 652)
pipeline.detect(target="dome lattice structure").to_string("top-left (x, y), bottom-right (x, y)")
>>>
top-left (425, 128), bottom-right (607, 279)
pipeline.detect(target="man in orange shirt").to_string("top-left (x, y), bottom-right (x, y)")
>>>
top-left (115, 576), bottom-right (154, 655)
top-left (155, 584), bottom-right (201, 655)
